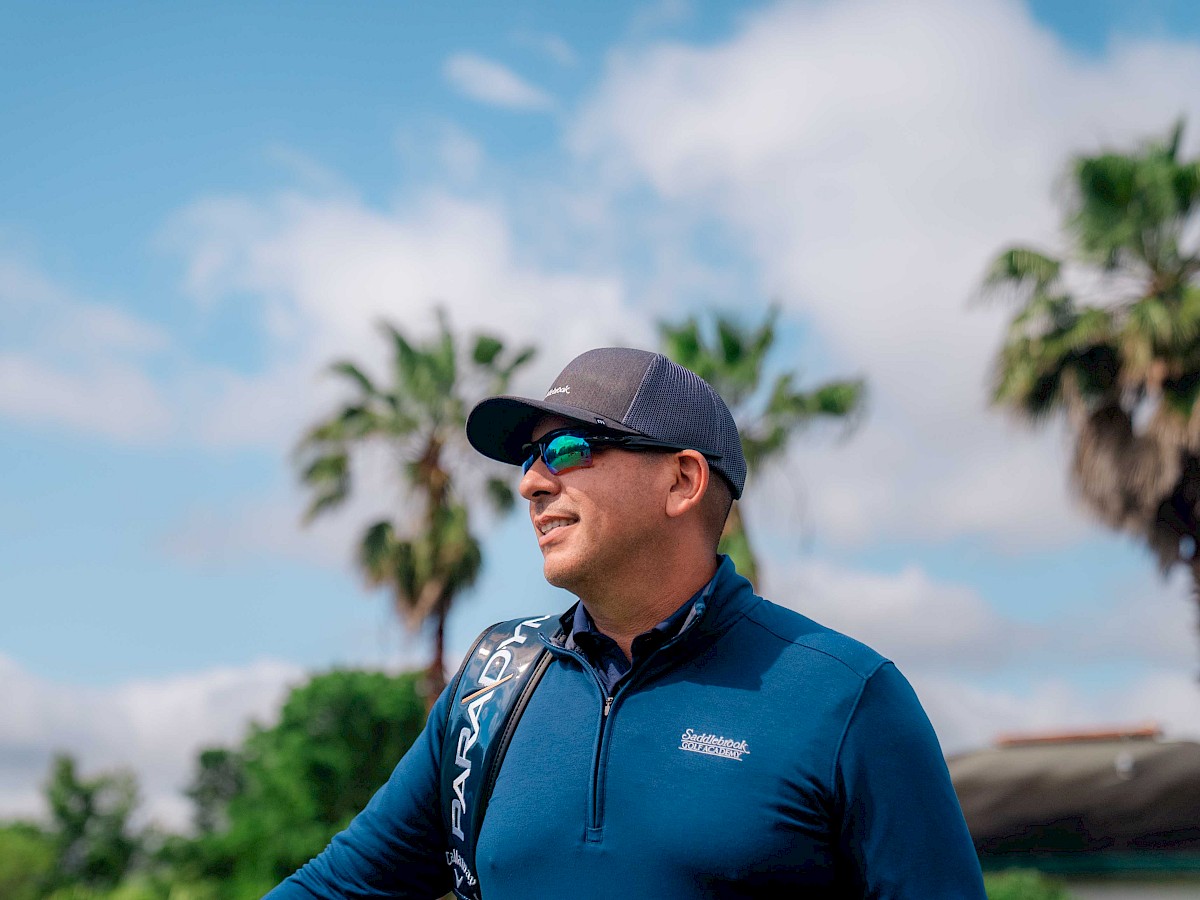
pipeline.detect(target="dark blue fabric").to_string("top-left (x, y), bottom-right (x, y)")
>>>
top-left (264, 556), bottom-right (986, 899)
top-left (566, 573), bottom-right (711, 695)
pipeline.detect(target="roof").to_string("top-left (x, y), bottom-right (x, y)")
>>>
top-left (949, 732), bottom-right (1200, 857)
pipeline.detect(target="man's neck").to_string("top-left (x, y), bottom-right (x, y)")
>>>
top-left (577, 555), bottom-right (718, 661)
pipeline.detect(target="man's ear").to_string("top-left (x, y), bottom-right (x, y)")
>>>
top-left (664, 450), bottom-right (709, 520)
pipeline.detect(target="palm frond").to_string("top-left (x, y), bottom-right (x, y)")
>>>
top-left (329, 361), bottom-right (378, 398)
top-left (384, 322), bottom-right (421, 388)
top-left (1071, 153), bottom-right (1141, 265)
top-left (492, 344), bottom-right (536, 394)
top-left (358, 520), bottom-right (398, 587)
top-left (1162, 372), bottom-right (1200, 420)
top-left (1172, 160), bottom-right (1200, 218)
top-left (1164, 118), bottom-right (1185, 162)
top-left (298, 451), bottom-right (350, 522)
top-left (740, 422), bottom-right (788, 471)
top-left (472, 334), bottom-right (504, 367)
top-left (981, 247), bottom-right (1062, 299)
top-left (659, 306), bottom-right (864, 588)
top-left (981, 118), bottom-right (1200, 618)
top-left (658, 317), bottom-right (708, 381)
top-left (432, 307), bottom-right (459, 398)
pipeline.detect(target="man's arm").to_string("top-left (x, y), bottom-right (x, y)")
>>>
top-left (264, 687), bottom-right (453, 900)
top-left (833, 662), bottom-right (986, 899)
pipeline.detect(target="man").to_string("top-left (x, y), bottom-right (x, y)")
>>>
top-left (266, 347), bottom-right (986, 898)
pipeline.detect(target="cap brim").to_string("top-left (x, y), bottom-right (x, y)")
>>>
top-left (466, 396), bottom-right (641, 466)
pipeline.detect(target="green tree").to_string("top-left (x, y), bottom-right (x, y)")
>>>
top-left (184, 748), bottom-right (243, 835)
top-left (980, 121), bottom-right (1200, 638)
top-left (660, 308), bottom-right (865, 587)
top-left (44, 755), bottom-right (139, 891)
top-left (183, 668), bottom-right (427, 895)
top-left (296, 309), bottom-right (534, 698)
top-left (0, 821), bottom-right (55, 900)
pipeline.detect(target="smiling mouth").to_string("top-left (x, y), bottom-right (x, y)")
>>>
top-left (538, 519), bottom-right (574, 536)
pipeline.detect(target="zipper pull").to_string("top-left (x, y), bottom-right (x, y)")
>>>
top-left (603, 696), bottom-right (614, 717)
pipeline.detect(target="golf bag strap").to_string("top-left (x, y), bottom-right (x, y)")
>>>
top-left (441, 614), bottom-right (556, 900)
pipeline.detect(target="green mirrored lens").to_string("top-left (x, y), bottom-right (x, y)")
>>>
top-left (544, 433), bottom-right (592, 474)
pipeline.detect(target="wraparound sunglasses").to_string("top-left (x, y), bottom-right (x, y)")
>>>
top-left (520, 428), bottom-right (716, 476)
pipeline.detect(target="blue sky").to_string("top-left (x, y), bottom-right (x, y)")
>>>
top-left (4, 0), bottom-right (1200, 826)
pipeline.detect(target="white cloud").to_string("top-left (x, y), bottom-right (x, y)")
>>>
top-left (0, 254), bottom-right (173, 442)
top-left (571, 0), bottom-right (1200, 551)
top-left (917, 670), bottom-right (1200, 757)
top-left (772, 558), bottom-right (1027, 671)
top-left (162, 488), bottom-right (348, 570)
top-left (767, 554), bottom-right (1198, 677)
top-left (263, 145), bottom-right (354, 196)
top-left (162, 187), bottom-right (633, 452)
top-left (0, 256), bottom-right (170, 359)
top-left (0, 655), bottom-right (303, 829)
top-left (1057, 564), bottom-right (1199, 671)
top-left (779, 417), bottom-right (1090, 550)
top-left (443, 53), bottom-right (555, 112)
top-left (154, 177), bottom-right (645, 579)
top-left (511, 31), bottom-right (578, 67)
top-left (0, 353), bottom-right (172, 442)
top-left (160, 435), bottom-right (439, 571)
top-left (437, 123), bottom-right (486, 182)
top-left (628, 0), bottom-right (695, 37)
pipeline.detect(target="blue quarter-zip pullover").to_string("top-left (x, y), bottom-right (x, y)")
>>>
top-left (266, 556), bottom-right (986, 899)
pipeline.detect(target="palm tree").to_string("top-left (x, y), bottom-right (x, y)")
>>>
top-left (295, 309), bottom-right (534, 698)
top-left (660, 308), bottom-right (866, 587)
top-left (981, 120), bottom-right (1200, 643)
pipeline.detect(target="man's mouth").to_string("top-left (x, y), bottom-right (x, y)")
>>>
top-left (535, 516), bottom-right (577, 540)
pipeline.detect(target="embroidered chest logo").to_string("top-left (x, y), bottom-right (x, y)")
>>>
top-left (679, 728), bottom-right (750, 761)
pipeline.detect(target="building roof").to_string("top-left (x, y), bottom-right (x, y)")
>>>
top-left (949, 729), bottom-right (1200, 857)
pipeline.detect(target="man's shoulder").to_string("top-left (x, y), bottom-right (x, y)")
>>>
top-left (737, 594), bottom-right (889, 682)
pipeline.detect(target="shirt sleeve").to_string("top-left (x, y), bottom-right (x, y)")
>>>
top-left (263, 685), bottom-right (453, 900)
top-left (833, 662), bottom-right (986, 899)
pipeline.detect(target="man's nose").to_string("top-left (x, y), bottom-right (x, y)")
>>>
top-left (518, 458), bottom-right (560, 500)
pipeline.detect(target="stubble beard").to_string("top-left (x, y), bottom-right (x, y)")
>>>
top-left (541, 522), bottom-right (658, 606)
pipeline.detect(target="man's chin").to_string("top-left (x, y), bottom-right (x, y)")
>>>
top-left (542, 562), bottom-right (573, 590)
top-left (542, 554), bottom-right (586, 593)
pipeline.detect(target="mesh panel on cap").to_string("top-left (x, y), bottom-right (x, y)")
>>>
top-left (623, 355), bottom-right (747, 497)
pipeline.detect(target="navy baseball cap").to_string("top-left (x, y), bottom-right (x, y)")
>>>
top-left (466, 347), bottom-right (746, 498)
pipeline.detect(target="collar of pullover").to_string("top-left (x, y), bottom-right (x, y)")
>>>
top-left (548, 554), bottom-right (758, 654)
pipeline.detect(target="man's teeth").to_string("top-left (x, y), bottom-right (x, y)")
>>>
top-left (540, 520), bottom-right (572, 535)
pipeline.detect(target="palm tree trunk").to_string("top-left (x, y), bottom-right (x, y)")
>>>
top-left (418, 436), bottom-right (451, 709)
top-left (425, 593), bottom-right (449, 709)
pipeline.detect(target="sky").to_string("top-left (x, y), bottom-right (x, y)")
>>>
top-left (4, 0), bottom-right (1200, 829)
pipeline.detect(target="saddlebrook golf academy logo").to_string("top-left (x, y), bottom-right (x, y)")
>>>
top-left (679, 728), bottom-right (750, 761)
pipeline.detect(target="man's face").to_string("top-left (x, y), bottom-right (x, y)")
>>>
top-left (518, 415), bottom-right (670, 595)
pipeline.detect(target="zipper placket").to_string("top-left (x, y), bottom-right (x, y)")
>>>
top-left (590, 691), bottom-right (616, 839)
top-left (541, 598), bottom-right (710, 843)
top-left (546, 643), bottom-right (613, 840)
